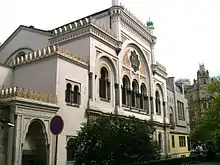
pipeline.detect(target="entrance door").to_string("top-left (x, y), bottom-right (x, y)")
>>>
top-left (22, 120), bottom-right (48, 165)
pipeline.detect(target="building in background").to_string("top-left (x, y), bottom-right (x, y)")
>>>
top-left (167, 77), bottom-right (191, 158)
top-left (0, 0), bottom-right (171, 164)
top-left (185, 64), bottom-right (216, 131)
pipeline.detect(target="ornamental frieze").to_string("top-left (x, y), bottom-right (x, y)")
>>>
top-left (122, 49), bottom-right (130, 67)
top-left (122, 67), bottom-right (130, 76)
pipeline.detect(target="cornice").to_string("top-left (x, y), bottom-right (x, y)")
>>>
top-left (120, 15), bottom-right (153, 44)
top-left (10, 45), bottom-right (89, 68)
top-left (50, 17), bottom-right (119, 48)
top-left (152, 64), bottom-right (167, 79)
top-left (119, 4), bottom-right (154, 37)
top-left (49, 24), bottom-right (119, 49)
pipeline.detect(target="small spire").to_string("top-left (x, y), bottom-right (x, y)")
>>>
top-left (147, 17), bottom-right (154, 29)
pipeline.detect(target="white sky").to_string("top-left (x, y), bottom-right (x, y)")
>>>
top-left (1, 0), bottom-right (220, 82)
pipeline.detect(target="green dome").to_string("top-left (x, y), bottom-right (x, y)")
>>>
top-left (147, 18), bottom-right (154, 29)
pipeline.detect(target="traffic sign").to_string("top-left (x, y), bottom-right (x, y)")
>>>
top-left (50, 115), bottom-right (64, 135)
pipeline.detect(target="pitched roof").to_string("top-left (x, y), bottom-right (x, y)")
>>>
top-left (0, 25), bottom-right (52, 52)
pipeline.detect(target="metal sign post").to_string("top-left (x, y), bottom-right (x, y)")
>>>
top-left (50, 115), bottom-right (64, 165)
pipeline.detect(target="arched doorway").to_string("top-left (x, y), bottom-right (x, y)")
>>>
top-left (22, 119), bottom-right (48, 165)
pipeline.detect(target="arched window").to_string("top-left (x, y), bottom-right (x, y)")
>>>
top-left (131, 80), bottom-right (139, 108)
top-left (65, 83), bottom-right (81, 105)
top-left (99, 67), bottom-right (110, 100)
top-left (140, 84), bottom-right (149, 113)
top-left (155, 91), bottom-right (161, 114)
top-left (65, 83), bottom-right (72, 103)
top-left (158, 133), bottom-right (162, 150)
top-left (122, 76), bottom-right (130, 105)
top-left (66, 138), bottom-right (75, 161)
top-left (73, 85), bottom-right (80, 104)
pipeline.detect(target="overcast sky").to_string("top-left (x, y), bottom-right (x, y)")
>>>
top-left (1, 0), bottom-right (219, 82)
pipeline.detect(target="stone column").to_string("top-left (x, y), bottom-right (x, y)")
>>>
top-left (150, 42), bottom-right (156, 65)
top-left (127, 89), bottom-right (131, 108)
top-left (88, 72), bottom-right (93, 99)
top-left (163, 101), bottom-right (166, 118)
top-left (115, 83), bottom-right (119, 106)
top-left (14, 114), bottom-right (22, 165)
top-left (150, 97), bottom-right (154, 120)
top-left (136, 93), bottom-right (140, 109)
top-left (7, 109), bottom-right (15, 165)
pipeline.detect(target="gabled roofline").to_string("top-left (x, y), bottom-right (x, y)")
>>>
top-left (0, 25), bottom-right (52, 52)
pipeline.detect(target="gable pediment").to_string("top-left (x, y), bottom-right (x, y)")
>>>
top-left (0, 25), bottom-right (51, 65)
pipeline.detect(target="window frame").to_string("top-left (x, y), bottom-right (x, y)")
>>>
top-left (65, 79), bottom-right (81, 107)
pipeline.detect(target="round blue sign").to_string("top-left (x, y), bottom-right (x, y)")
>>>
top-left (50, 115), bottom-right (64, 135)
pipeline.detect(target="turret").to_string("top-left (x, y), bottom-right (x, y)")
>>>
top-left (112, 0), bottom-right (119, 6)
top-left (197, 63), bottom-right (209, 85)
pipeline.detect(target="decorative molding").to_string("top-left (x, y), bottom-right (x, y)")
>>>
top-left (140, 75), bottom-right (146, 83)
top-left (120, 11), bottom-right (153, 41)
top-left (122, 49), bottom-right (130, 67)
top-left (131, 70), bottom-right (139, 80)
top-left (121, 22), bottom-right (151, 47)
top-left (122, 67), bottom-right (130, 76)
top-left (121, 33), bottom-right (129, 42)
top-left (142, 49), bottom-right (151, 63)
top-left (120, 3), bottom-right (152, 35)
top-left (0, 87), bottom-right (57, 104)
top-left (50, 17), bottom-right (119, 48)
top-left (52, 17), bottom-right (116, 38)
top-left (10, 45), bottom-right (89, 67)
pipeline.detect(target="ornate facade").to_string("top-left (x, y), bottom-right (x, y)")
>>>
top-left (0, 1), bottom-right (170, 164)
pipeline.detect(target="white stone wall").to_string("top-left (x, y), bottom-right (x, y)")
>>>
top-left (60, 37), bottom-right (90, 57)
top-left (55, 58), bottom-right (88, 165)
top-left (13, 57), bottom-right (57, 94)
top-left (0, 65), bottom-right (13, 88)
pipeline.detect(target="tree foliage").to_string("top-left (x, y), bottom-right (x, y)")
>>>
top-left (191, 79), bottom-right (220, 148)
top-left (0, 101), bottom-right (11, 109)
top-left (70, 115), bottom-right (161, 165)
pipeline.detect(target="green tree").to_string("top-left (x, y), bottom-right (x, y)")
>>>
top-left (191, 80), bottom-right (220, 148)
top-left (69, 115), bottom-right (160, 165)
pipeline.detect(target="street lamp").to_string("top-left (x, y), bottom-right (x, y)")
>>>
top-left (7, 123), bottom-right (15, 127)
top-left (0, 117), bottom-right (14, 126)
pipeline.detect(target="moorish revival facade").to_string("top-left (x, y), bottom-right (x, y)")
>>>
top-left (0, 0), bottom-right (172, 164)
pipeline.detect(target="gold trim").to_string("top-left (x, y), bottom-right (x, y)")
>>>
top-left (0, 87), bottom-right (57, 104)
